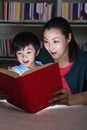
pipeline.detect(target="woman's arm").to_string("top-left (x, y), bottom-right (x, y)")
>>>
top-left (69, 91), bottom-right (87, 105)
top-left (48, 89), bottom-right (87, 105)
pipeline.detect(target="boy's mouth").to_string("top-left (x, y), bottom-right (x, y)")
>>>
top-left (23, 61), bottom-right (29, 64)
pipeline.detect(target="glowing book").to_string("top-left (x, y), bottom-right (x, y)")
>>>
top-left (0, 63), bottom-right (62, 113)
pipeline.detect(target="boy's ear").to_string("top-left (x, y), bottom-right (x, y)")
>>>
top-left (36, 49), bottom-right (40, 56)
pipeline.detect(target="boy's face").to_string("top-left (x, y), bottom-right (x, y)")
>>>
top-left (16, 44), bottom-right (38, 68)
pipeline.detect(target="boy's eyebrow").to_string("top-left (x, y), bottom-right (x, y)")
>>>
top-left (43, 37), bottom-right (47, 40)
top-left (27, 47), bottom-right (34, 50)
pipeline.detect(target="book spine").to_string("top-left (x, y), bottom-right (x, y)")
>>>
top-left (73, 3), bottom-right (78, 20)
top-left (62, 2), bottom-right (69, 20)
top-left (82, 3), bottom-right (87, 20)
top-left (0, 0), bottom-right (4, 20)
top-left (24, 3), bottom-right (30, 20)
top-left (15, 2), bottom-right (21, 21)
top-left (33, 3), bottom-right (39, 20)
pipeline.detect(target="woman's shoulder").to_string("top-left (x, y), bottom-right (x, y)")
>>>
top-left (79, 50), bottom-right (87, 55)
top-left (77, 50), bottom-right (87, 61)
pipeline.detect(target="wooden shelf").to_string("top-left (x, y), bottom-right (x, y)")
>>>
top-left (0, 21), bottom-right (46, 27)
top-left (69, 21), bottom-right (87, 27)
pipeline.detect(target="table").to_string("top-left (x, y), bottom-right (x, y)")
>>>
top-left (0, 100), bottom-right (87, 130)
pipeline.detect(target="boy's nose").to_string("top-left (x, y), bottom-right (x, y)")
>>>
top-left (22, 54), bottom-right (25, 58)
top-left (22, 53), bottom-right (27, 58)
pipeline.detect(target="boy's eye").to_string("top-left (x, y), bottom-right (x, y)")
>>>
top-left (17, 52), bottom-right (22, 55)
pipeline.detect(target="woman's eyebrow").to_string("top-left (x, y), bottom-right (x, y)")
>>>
top-left (52, 37), bottom-right (59, 40)
top-left (44, 37), bottom-right (58, 40)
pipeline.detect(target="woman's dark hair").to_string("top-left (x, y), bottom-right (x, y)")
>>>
top-left (43, 17), bottom-right (79, 62)
top-left (12, 31), bottom-right (40, 54)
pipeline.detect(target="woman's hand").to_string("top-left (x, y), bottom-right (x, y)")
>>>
top-left (48, 88), bottom-right (72, 105)
top-left (0, 88), bottom-right (9, 100)
top-left (49, 89), bottom-right (87, 105)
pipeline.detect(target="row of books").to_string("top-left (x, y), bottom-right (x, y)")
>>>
top-left (0, 38), bottom-right (13, 57)
top-left (61, 2), bottom-right (87, 21)
top-left (0, 38), bottom-right (87, 58)
top-left (0, 1), bottom-right (53, 22)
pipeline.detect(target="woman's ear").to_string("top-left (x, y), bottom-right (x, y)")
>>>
top-left (67, 33), bottom-right (72, 43)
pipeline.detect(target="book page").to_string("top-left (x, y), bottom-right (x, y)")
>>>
top-left (0, 63), bottom-right (56, 78)
top-left (22, 63), bottom-right (54, 76)
top-left (0, 68), bottom-right (19, 78)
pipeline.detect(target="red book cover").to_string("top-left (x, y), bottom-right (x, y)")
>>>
top-left (0, 63), bottom-right (62, 113)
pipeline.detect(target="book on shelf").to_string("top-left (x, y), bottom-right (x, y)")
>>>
top-left (0, 63), bottom-right (63, 113)
top-left (0, 0), bottom-right (4, 20)
top-left (73, 3), bottom-right (78, 20)
top-left (15, 2), bottom-right (21, 21)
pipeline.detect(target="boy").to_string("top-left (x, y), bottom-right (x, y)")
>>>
top-left (8, 31), bottom-right (43, 75)
top-left (0, 31), bottom-right (43, 99)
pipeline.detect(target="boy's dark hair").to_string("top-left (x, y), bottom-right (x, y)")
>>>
top-left (12, 31), bottom-right (40, 54)
top-left (43, 17), bottom-right (80, 62)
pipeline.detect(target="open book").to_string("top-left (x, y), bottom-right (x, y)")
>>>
top-left (0, 63), bottom-right (62, 113)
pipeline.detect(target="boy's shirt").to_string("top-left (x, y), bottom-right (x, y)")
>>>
top-left (12, 61), bottom-right (43, 76)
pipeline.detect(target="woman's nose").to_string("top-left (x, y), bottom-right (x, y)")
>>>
top-left (49, 44), bottom-right (54, 51)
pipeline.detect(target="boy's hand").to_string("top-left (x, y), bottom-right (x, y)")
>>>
top-left (8, 66), bottom-right (12, 71)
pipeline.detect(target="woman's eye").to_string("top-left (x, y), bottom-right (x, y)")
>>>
top-left (54, 40), bottom-right (59, 43)
top-left (27, 51), bottom-right (31, 54)
top-left (44, 40), bottom-right (48, 44)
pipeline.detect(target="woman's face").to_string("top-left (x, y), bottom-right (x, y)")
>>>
top-left (43, 28), bottom-right (71, 62)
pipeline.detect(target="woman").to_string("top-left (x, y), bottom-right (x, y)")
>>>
top-left (37, 17), bottom-right (87, 105)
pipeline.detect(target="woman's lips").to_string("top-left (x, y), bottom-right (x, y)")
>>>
top-left (50, 52), bottom-right (56, 56)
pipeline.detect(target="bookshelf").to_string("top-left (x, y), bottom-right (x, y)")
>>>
top-left (57, 0), bottom-right (87, 49)
top-left (0, 0), bottom-right (87, 67)
top-left (0, 0), bottom-right (57, 59)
